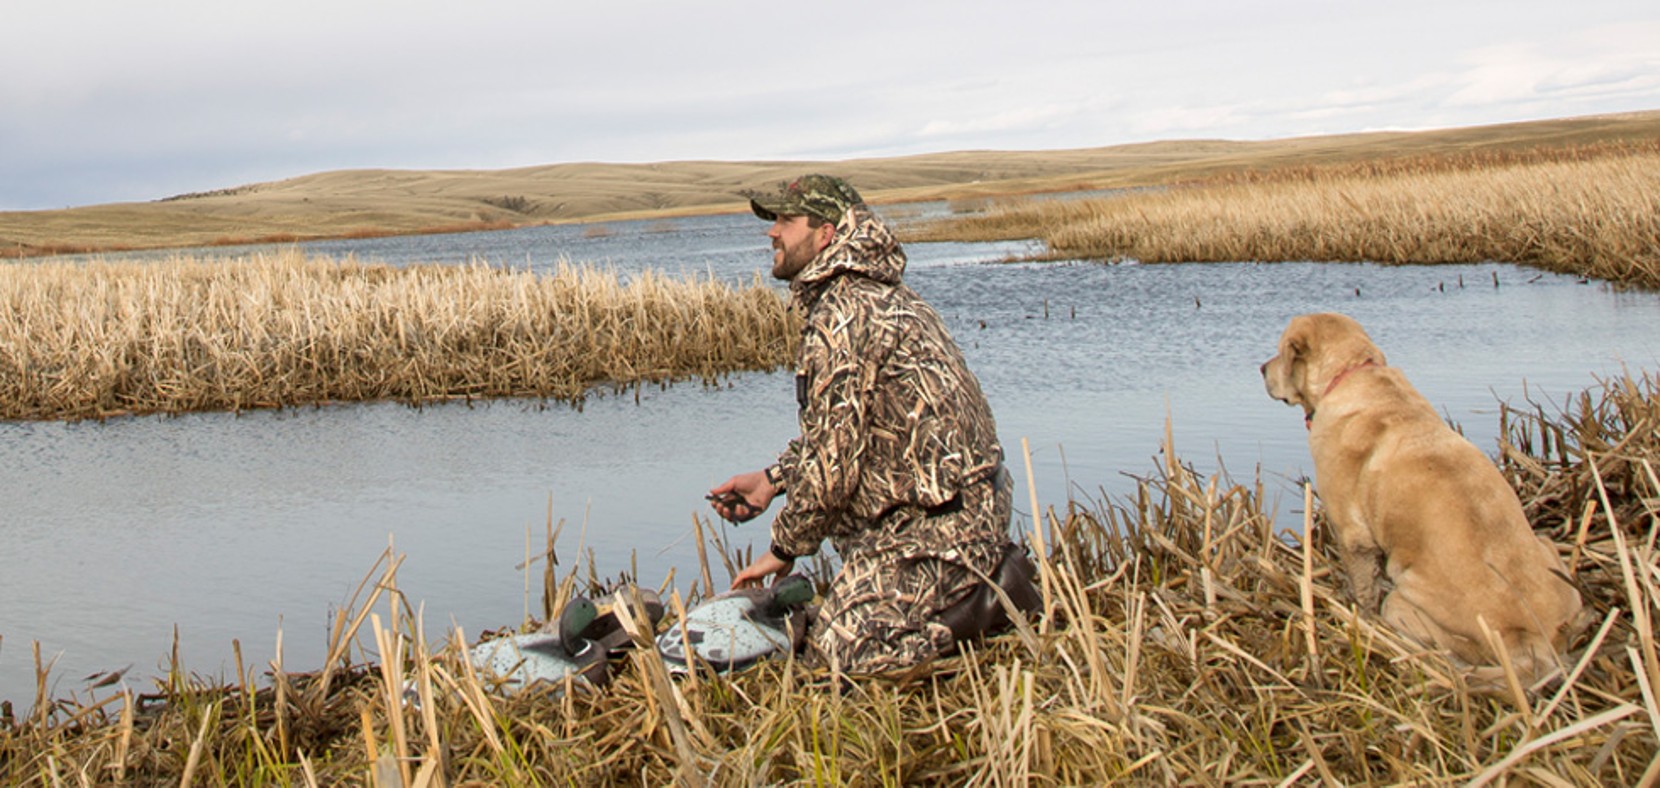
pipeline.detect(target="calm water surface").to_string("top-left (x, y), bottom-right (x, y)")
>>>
top-left (4, 208), bottom-right (1658, 707)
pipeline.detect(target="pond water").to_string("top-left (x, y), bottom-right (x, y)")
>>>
top-left (4, 207), bottom-right (1659, 708)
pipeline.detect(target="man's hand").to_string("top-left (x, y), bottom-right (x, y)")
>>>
top-left (732, 550), bottom-right (794, 589)
top-left (707, 470), bottom-right (778, 523)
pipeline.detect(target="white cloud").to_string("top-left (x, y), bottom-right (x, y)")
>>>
top-left (1445, 22), bottom-right (1660, 109)
top-left (1122, 105), bottom-right (1252, 140)
top-left (916, 104), bottom-right (1080, 140)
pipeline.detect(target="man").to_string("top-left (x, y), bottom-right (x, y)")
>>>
top-left (709, 174), bottom-right (1037, 674)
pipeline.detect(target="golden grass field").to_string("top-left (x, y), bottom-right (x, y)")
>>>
top-left (2, 110), bottom-right (1658, 258)
top-left (913, 138), bottom-right (1660, 289)
top-left (0, 252), bottom-right (795, 421)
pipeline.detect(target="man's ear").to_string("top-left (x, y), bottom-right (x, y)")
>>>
top-left (814, 220), bottom-right (837, 251)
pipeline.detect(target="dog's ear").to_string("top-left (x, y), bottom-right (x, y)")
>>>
top-left (1287, 335), bottom-right (1307, 359)
top-left (1274, 318), bottom-right (1314, 361)
top-left (1282, 322), bottom-right (1310, 363)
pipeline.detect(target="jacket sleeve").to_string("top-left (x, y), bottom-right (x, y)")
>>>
top-left (767, 288), bottom-right (887, 558)
top-left (773, 438), bottom-right (801, 487)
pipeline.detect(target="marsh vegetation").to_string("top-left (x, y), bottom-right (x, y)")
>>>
top-left (0, 371), bottom-right (1655, 784)
top-left (913, 141), bottom-right (1660, 289)
top-left (0, 252), bottom-right (796, 421)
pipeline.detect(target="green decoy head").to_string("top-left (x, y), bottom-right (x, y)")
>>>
top-left (768, 575), bottom-right (815, 615)
top-left (558, 596), bottom-right (600, 657)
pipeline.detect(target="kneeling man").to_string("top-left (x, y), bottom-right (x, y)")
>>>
top-left (710, 174), bottom-right (1037, 674)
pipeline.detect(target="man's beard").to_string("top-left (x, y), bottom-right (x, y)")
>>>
top-left (771, 234), bottom-right (819, 281)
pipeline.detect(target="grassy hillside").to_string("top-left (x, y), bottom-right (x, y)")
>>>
top-left (2, 110), bottom-right (1657, 257)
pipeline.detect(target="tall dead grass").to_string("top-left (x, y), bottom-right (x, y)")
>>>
top-left (0, 251), bottom-right (797, 421)
top-left (917, 143), bottom-right (1660, 288)
top-left (2, 370), bottom-right (1654, 785)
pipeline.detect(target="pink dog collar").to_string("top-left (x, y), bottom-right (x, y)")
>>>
top-left (1305, 360), bottom-right (1381, 430)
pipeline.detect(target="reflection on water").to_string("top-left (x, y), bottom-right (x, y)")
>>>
top-left (4, 208), bottom-right (1659, 706)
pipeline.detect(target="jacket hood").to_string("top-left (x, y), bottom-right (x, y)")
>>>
top-left (790, 205), bottom-right (906, 296)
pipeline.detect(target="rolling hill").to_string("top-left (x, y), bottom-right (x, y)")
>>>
top-left (2, 110), bottom-right (1656, 258)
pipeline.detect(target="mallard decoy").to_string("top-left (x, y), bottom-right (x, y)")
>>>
top-left (656, 574), bottom-right (815, 676)
top-left (583, 587), bottom-right (666, 657)
top-left (469, 596), bottom-right (609, 692)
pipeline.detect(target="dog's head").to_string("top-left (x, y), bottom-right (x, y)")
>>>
top-left (1260, 312), bottom-right (1387, 413)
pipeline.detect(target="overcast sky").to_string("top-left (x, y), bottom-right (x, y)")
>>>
top-left (3, 1), bottom-right (1656, 211)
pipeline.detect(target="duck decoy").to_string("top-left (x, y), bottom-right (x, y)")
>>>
top-left (656, 574), bottom-right (815, 676)
top-left (584, 586), bottom-right (667, 657)
top-left (469, 596), bottom-right (609, 692)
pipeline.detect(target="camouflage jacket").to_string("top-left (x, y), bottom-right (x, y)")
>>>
top-left (769, 205), bottom-right (1005, 559)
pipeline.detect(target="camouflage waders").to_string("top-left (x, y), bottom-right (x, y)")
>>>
top-left (812, 467), bottom-right (1015, 673)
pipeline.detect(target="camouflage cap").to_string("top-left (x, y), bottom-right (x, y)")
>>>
top-left (748, 174), bottom-right (864, 225)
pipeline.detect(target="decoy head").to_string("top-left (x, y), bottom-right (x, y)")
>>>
top-left (767, 575), bottom-right (815, 615)
top-left (558, 596), bottom-right (600, 656)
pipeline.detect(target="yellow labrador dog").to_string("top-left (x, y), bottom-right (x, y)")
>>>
top-left (1261, 313), bottom-right (1585, 687)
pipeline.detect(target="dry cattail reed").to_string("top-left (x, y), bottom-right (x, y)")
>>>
top-left (916, 143), bottom-right (1660, 289)
top-left (0, 250), bottom-right (798, 421)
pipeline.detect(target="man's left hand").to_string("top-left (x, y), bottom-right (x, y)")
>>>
top-left (732, 550), bottom-right (794, 589)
